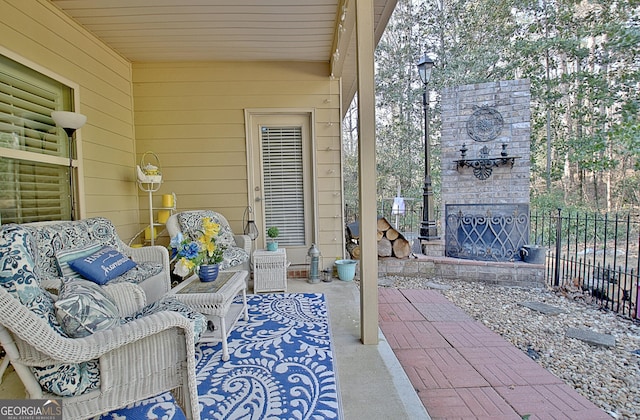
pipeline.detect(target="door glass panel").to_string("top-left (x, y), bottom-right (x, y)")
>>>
top-left (261, 126), bottom-right (305, 246)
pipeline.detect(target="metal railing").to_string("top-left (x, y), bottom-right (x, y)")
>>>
top-left (345, 203), bottom-right (639, 320)
top-left (531, 209), bottom-right (639, 321)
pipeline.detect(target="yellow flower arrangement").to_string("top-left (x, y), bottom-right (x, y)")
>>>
top-left (170, 217), bottom-right (225, 277)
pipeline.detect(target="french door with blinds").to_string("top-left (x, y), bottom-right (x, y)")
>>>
top-left (248, 113), bottom-right (315, 265)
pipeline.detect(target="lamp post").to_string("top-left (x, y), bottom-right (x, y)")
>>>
top-left (51, 111), bottom-right (87, 221)
top-left (416, 53), bottom-right (438, 241)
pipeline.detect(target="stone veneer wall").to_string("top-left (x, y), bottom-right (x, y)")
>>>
top-left (377, 257), bottom-right (545, 288)
top-left (440, 80), bottom-right (531, 212)
top-left (287, 258), bottom-right (545, 288)
top-left (416, 79), bottom-right (543, 287)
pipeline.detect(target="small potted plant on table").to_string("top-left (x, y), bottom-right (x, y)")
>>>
top-left (266, 226), bottom-right (280, 251)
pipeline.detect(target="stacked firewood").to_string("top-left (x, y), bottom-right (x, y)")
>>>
top-left (345, 217), bottom-right (411, 259)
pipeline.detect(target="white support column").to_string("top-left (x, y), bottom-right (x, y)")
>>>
top-left (355, 0), bottom-right (379, 345)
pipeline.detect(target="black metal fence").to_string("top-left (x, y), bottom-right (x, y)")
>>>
top-left (531, 209), bottom-right (639, 321)
top-left (346, 203), bottom-right (639, 321)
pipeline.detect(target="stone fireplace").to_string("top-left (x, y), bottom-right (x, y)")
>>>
top-left (440, 80), bottom-right (532, 265)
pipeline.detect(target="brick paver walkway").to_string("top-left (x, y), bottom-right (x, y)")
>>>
top-left (379, 288), bottom-right (611, 420)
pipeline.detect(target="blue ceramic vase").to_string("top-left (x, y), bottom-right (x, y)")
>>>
top-left (198, 264), bottom-right (219, 282)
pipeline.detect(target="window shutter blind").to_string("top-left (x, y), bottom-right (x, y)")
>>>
top-left (0, 157), bottom-right (70, 222)
top-left (0, 74), bottom-right (64, 157)
top-left (261, 126), bottom-right (305, 246)
top-left (0, 55), bottom-right (73, 223)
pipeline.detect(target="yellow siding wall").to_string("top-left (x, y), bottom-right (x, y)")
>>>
top-left (132, 62), bottom-right (344, 261)
top-left (0, 0), bottom-right (141, 239)
top-left (0, 0), bottom-right (346, 257)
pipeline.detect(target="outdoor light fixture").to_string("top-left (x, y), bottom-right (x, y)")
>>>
top-left (243, 206), bottom-right (259, 242)
top-left (417, 53), bottom-right (434, 85)
top-left (52, 111), bottom-right (87, 221)
top-left (416, 53), bottom-right (438, 242)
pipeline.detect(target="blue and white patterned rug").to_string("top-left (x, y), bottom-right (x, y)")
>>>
top-left (97, 293), bottom-right (341, 420)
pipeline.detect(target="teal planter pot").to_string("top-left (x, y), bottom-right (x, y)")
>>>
top-left (335, 259), bottom-right (357, 281)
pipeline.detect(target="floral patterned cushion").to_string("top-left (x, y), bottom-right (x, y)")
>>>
top-left (220, 246), bottom-right (249, 271)
top-left (0, 224), bottom-right (100, 397)
top-left (123, 296), bottom-right (207, 343)
top-left (24, 218), bottom-right (123, 282)
top-left (29, 218), bottom-right (162, 288)
top-left (177, 211), bottom-right (249, 270)
top-left (55, 278), bottom-right (120, 338)
top-left (110, 262), bottom-right (163, 285)
top-left (177, 211), bottom-right (236, 248)
top-left (31, 361), bottom-right (100, 397)
top-left (0, 224), bottom-right (59, 328)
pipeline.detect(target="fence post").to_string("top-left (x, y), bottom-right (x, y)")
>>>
top-left (554, 208), bottom-right (562, 287)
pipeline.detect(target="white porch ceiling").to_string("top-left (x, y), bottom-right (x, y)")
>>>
top-left (50, 0), bottom-right (397, 109)
top-left (50, 0), bottom-right (394, 62)
top-left (50, 0), bottom-right (339, 62)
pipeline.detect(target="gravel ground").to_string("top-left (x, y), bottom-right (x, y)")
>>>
top-left (381, 276), bottom-right (640, 419)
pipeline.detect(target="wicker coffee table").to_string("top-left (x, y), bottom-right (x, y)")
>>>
top-left (170, 270), bottom-right (248, 361)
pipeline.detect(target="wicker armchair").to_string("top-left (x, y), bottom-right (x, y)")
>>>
top-left (22, 218), bottom-right (171, 304)
top-left (0, 282), bottom-right (200, 420)
top-left (166, 210), bottom-right (251, 272)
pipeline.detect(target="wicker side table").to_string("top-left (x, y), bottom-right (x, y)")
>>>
top-left (170, 270), bottom-right (248, 361)
top-left (253, 248), bottom-right (288, 293)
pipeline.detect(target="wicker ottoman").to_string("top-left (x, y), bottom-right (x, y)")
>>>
top-left (253, 248), bottom-right (288, 293)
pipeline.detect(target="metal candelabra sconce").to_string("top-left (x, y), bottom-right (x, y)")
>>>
top-left (455, 143), bottom-right (519, 180)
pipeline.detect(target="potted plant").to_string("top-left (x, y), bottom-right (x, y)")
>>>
top-left (266, 226), bottom-right (280, 251)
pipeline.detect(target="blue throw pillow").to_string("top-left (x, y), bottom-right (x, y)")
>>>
top-left (68, 246), bottom-right (137, 285)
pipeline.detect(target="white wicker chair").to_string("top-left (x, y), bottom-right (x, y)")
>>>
top-left (0, 282), bottom-right (200, 420)
top-left (166, 210), bottom-right (251, 272)
top-left (23, 218), bottom-right (171, 304)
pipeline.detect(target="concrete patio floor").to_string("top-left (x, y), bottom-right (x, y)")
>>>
top-left (0, 275), bottom-right (609, 419)
top-left (0, 277), bottom-right (428, 419)
top-left (286, 277), bottom-right (430, 420)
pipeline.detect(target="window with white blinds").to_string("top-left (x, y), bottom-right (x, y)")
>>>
top-left (0, 54), bottom-right (73, 224)
top-left (261, 126), bottom-right (306, 246)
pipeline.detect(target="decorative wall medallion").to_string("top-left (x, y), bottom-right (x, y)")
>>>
top-left (466, 105), bottom-right (504, 142)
